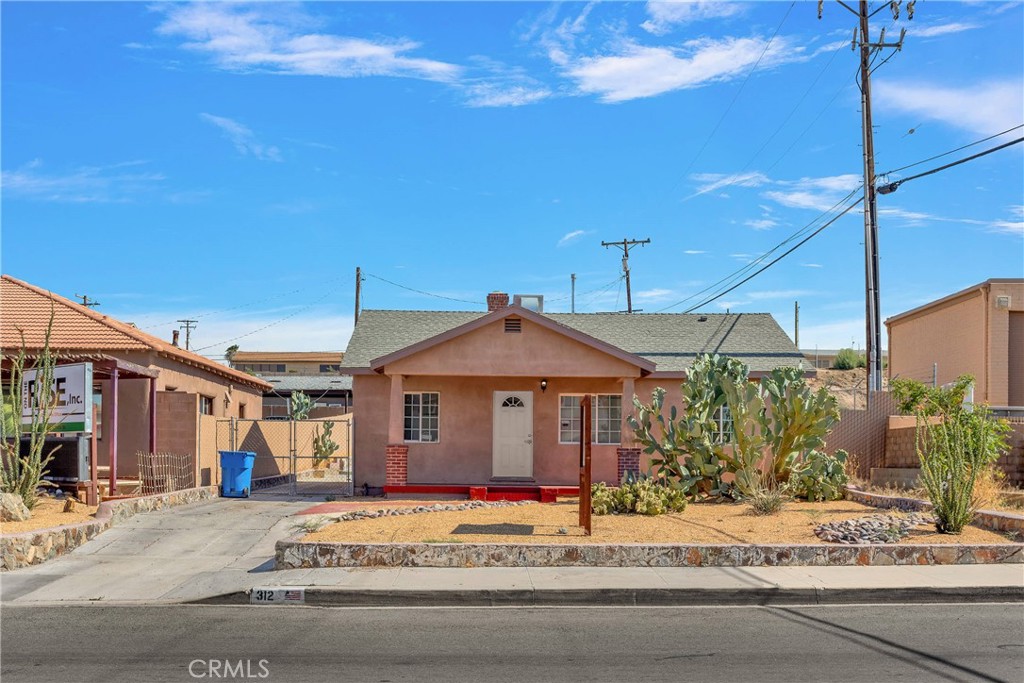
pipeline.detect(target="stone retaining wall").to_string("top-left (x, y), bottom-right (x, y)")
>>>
top-left (1, 486), bottom-right (219, 571)
top-left (275, 538), bottom-right (1021, 569)
top-left (843, 485), bottom-right (1024, 534)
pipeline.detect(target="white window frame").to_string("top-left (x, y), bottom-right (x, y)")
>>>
top-left (558, 394), bottom-right (622, 445)
top-left (404, 392), bottom-right (440, 443)
top-left (712, 404), bottom-right (733, 444)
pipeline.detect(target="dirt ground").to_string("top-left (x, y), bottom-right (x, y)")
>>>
top-left (0, 497), bottom-right (99, 534)
top-left (304, 498), bottom-right (1016, 546)
top-left (806, 368), bottom-right (885, 410)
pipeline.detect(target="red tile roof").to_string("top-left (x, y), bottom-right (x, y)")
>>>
top-left (1, 275), bottom-right (270, 390)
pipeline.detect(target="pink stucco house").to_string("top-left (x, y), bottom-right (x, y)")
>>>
top-left (342, 292), bottom-right (807, 495)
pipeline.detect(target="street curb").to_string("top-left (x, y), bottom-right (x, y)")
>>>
top-left (191, 584), bottom-right (1024, 607)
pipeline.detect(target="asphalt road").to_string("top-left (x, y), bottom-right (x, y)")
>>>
top-left (2, 604), bottom-right (1021, 683)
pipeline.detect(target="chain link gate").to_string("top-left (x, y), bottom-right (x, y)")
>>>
top-left (215, 417), bottom-right (353, 497)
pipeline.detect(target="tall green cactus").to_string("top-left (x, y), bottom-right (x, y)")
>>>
top-left (629, 353), bottom-right (841, 500)
top-left (760, 367), bottom-right (839, 482)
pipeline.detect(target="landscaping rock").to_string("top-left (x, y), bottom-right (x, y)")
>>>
top-left (0, 493), bottom-right (31, 522)
top-left (815, 512), bottom-right (934, 544)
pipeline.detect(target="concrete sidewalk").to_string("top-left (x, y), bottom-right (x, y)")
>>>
top-left (2, 496), bottom-right (1021, 607)
top-left (205, 564), bottom-right (1024, 607)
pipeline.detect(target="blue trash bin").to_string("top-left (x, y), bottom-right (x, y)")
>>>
top-left (219, 450), bottom-right (256, 498)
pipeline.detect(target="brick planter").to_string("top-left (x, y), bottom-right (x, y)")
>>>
top-left (1, 486), bottom-right (219, 571)
top-left (385, 444), bottom-right (408, 487)
top-left (617, 447), bottom-right (641, 484)
top-left (276, 538), bottom-right (1022, 569)
top-left (844, 485), bottom-right (1024, 534)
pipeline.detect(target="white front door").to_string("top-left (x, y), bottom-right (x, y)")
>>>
top-left (492, 391), bottom-right (534, 478)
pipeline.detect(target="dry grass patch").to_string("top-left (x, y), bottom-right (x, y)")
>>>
top-left (0, 497), bottom-right (99, 535)
top-left (304, 499), bottom-right (1015, 546)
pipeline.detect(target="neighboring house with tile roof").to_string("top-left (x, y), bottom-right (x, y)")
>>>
top-left (1, 274), bottom-right (271, 488)
top-left (342, 291), bottom-right (807, 491)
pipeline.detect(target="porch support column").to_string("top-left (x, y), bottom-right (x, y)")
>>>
top-left (149, 378), bottom-right (157, 454)
top-left (109, 367), bottom-right (119, 497)
top-left (616, 376), bottom-right (640, 484)
top-left (385, 374), bottom-right (408, 488)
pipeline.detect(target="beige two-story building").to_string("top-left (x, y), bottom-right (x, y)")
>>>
top-left (886, 278), bottom-right (1024, 406)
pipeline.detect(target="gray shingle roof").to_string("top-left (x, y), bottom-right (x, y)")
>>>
top-left (343, 309), bottom-right (804, 373)
top-left (258, 374), bottom-right (353, 392)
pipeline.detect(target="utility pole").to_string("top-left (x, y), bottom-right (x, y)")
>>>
top-left (820, 0), bottom-right (913, 405)
top-left (794, 301), bottom-right (800, 350)
top-left (354, 266), bottom-right (362, 325)
top-left (571, 273), bottom-right (576, 314)
top-left (75, 294), bottom-right (100, 308)
top-left (601, 237), bottom-right (650, 314)
top-left (177, 319), bottom-right (197, 351)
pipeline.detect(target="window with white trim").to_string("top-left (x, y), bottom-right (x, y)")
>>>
top-left (404, 392), bottom-right (439, 443)
top-left (559, 395), bottom-right (622, 445)
top-left (712, 405), bottom-right (733, 444)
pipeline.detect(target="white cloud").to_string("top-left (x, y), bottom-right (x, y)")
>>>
top-left (880, 205), bottom-right (1024, 237)
top-left (463, 82), bottom-right (551, 108)
top-left (566, 35), bottom-right (796, 103)
top-left (745, 218), bottom-right (777, 230)
top-left (801, 263), bottom-right (823, 268)
top-left (1, 159), bottom-right (164, 203)
top-left (683, 249), bottom-right (707, 255)
top-left (762, 173), bottom-right (861, 211)
top-left (634, 288), bottom-right (675, 301)
top-left (158, 3), bottom-right (460, 83)
top-left (199, 113), bottom-right (282, 162)
top-left (911, 22), bottom-right (981, 38)
top-left (641, 1), bottom-right (745, 36)
top-left (746, 289), bottom-right (813, 300)
top-left (799, 318), bottom-right (870, 351)
top-left (874, 79), bottom-right (1024, 136)
top-left (557, 229), bottom-right (588, 247)
top-left (715, 300), bottom-right (747, 311)
top-left (162, 312), bottom-right (355, 355)
top-left (687, 171), bottom-right (770, 199)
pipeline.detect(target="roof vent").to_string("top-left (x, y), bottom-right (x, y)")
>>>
top-left (504, 318), bottom-right (522, 333)
top-left (513, 294), bottom-right (543, 312)
top-left (996, 295), bottom-right (1011, 309)
top-left (698, 315), bottom-right (708, 322)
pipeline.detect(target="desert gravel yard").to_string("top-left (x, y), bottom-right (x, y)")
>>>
top-left (303, 499), bottom-right (1018, 546)
top-left (0, 497), bottom-right (98, 534)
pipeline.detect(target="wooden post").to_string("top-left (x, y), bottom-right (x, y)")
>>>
top-left (578, 395), bottom-right (592, 535)
top-left (88, 404), bottom-right (99, 506)
top-left (109, 367), bottom-right (118, 497)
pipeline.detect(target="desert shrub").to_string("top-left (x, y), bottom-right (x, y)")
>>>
top-left (791, 449), bottom-right (849, 502)
top-left (891, 375), bottom-right (973, 416)
top-left (971, 465), bottom-right (1007, 511)
top-left (591, 475), bottom-right (687, 516)
top-left (832, 348), bottom-right (864, 370)
top-left (917, 401), bottom-right (1011, 534)
top-left (746, 485), bottom-right (789, 515)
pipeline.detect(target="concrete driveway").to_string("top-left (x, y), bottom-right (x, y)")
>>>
top-left (1, 497), bottom-right (311, 604)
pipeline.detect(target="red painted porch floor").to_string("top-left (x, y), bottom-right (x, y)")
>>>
top-left (297, 485), bottom-right (581, 516)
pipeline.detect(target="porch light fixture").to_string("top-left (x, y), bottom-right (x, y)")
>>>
top-left (540, 379), bottom-right (548, 393)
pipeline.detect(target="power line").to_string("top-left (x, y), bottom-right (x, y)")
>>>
top-left (681, 198), bottom-right (863, 313)
top-left (673, 1), bottom-right (796, 188)
top-left (655, 185), bottom-right (863, 312)
top-left (877, 137), bottom-right (1024, 195)
top-left (880, 124), bottom-right (1024, 178)
top-left (364, 272), bottom-right (485, 306)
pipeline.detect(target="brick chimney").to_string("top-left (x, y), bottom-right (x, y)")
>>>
top-left (487, 291), bottom-right (510, 312)
top-left (171, 329), bottom-right (180, 347)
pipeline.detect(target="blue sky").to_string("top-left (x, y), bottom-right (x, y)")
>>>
top-left (3, 1), bottom-right (1022, 361)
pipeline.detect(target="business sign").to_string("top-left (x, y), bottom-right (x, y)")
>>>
top-left (21, 362), bottom-right (93, 433)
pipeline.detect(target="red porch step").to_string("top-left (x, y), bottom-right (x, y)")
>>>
top-left (384, 484), bottom-right (579, 502)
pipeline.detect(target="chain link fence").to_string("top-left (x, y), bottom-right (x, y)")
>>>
top-left (214, 417), bottom-right (353, 497)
